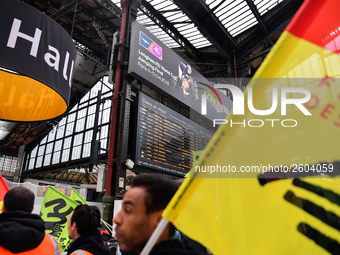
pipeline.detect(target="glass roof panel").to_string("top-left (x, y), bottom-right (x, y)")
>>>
top-left (112, 0), bottom-right (284, 47)
top-left (0, 121), bottom-right (16, 141)
top-left (111, 0), bottom-right (120, 8)
top-left (205, 0), bottom-right (224, 10)
top-left (211, 0), bottom-right (257, 36)
top-left (254, 0), bottom-right (283, 15)
top-left (230, 18), bottom-right (258, 36)
top-left (139, 0), bottom-right (211, 49)
top-left (112, 0), bottom-right (211, 49)
top-left (136, 14), bottom-right (181, 48)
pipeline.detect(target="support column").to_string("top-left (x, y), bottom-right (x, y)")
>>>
top-left (102, 0), bottom-right (131, 225)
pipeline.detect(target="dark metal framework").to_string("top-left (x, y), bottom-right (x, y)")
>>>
top-left (22, 79), bottom-right (113, 181)
top-left (28, 168), bottom-right (99, 185)
top-left (139, 0), bottom-right (197, 59)
top-left (134, 0), bottom-right (303, 78)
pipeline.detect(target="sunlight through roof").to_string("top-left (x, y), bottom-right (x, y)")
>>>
top-left (111, 0), bottom-right (283, 48)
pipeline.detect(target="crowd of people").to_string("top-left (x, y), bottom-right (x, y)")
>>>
top-left (0, 174), bottom-right (205, 255)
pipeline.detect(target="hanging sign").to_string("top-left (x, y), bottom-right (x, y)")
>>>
top-left (128, 21), bottom-right (233, 123)
top-left (0, 0), bottom-right (76, 121)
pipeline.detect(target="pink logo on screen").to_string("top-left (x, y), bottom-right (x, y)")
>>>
top-left (148, 43), bottom-right (162, 60)
top-left (139, 32), bottom-right (163, 60)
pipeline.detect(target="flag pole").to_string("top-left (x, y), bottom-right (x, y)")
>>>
top-left (140, 218), bottom-right (169, 255)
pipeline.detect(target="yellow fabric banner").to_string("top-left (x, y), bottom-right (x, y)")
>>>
top-left (70, 188), bottom-right (88, 205)
top-left (163, 0), bottom-right (340, 254)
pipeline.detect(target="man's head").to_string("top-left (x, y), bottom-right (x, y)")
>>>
top-left (67, 205), bottom-right (101, 239)
top-left (113, 174), bottom-right (177, 254)
top-left (92, 205), bottom-right (102, 228)
top-left (3, 187), bottom-right (34, 213)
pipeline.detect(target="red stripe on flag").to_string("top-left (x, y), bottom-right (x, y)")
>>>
top-left (0, 174), bottom-right (10, 201)
top-left (286, 0), bottom-right (340, 51)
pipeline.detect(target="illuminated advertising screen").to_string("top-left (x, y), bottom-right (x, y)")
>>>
top-left (128, 21), bottom-right (233, 123)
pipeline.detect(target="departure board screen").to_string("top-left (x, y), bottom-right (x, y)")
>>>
top-left (135, 93), bottom-right (213, 176)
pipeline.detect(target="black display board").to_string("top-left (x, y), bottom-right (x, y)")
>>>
top-left (135, 93), bottom-right (213, 176)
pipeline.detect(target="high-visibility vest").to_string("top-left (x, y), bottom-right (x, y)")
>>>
top-left (70, 249), bottom-right (93, 255)
top-left (0, 233), bottom-right (61, 255)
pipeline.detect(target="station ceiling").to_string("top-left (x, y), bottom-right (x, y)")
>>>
top-left (0, 0), bottom-right (303, 159)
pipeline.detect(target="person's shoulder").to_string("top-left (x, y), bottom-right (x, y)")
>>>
top-left (45, 233), bottom-right (61, 248)
top-left (69, 249), bottom-right (93, 255)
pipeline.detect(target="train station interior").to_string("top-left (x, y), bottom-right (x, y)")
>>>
top-left (0, 0), bottom-right (303, 200)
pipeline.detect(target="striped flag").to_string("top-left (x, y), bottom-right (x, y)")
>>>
top-left (163, 0), bottom-right (340, 254)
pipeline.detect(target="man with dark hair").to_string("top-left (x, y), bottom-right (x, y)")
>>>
top-left (67, 204), bottom-right (111, 255)
top-left (91, 205), bottom-right (102, 228)
top-left (113, 174), bottom-right (199, 255)
top-left (0, 186), bottom-right (61, 255)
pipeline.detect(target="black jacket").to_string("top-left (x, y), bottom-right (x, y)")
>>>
top-left (149, 239), bottom-right (200, 255)
top-left (67, 229), bottom-right (111, 255)
top-left (0, 210), bottom-right (46, 253)
top-left (121, 240), bottom-right (200, 255)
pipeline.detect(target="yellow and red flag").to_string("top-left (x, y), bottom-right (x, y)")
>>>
top-left (163, 0), bottom-right (340, 254)
top-left (0, 174), bottom-right (10, 213)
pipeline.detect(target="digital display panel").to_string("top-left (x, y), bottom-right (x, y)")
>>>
top-left (135, 93), bottom-right (213, 176)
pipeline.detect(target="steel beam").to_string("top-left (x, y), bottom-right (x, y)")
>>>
top-left (140, 0), bottom-right (197, 59)
top-left (173, 0), bottom-right (235, 62)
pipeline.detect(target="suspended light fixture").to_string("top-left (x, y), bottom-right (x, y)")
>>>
top-left (0, 0), bottom-right (76, 122)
